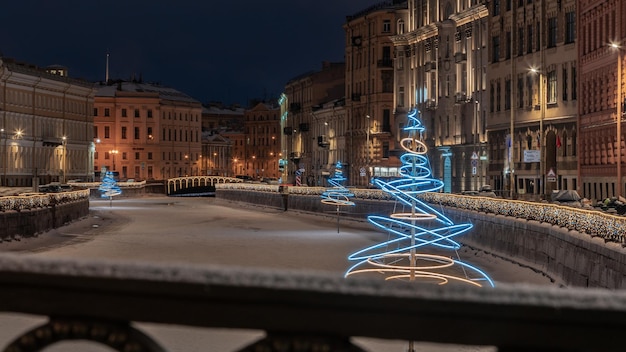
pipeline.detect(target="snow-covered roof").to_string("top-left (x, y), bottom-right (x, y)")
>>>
top-left (95, 81), bottom-right (199, 103)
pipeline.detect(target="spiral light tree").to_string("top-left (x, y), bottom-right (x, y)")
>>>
top-left (345, 109), bottom-right (494, 287)
top-left (321, 161), bottom-right (355, 233)
top-left (99, 169), bottom-right (122, 207)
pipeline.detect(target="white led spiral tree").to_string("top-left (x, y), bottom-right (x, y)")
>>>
top-left (321, 161), bottom-right (354, 233)
top-left (345, 109), bottom-right (494, 287)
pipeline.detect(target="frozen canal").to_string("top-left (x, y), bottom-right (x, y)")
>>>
top-left (0, 196), bottom-right (557, 352)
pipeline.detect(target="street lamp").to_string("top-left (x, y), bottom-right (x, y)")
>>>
top-left (530, 67), bottom-right (545, 199)
top-left (366, 114), bottom-right (370, 186)
top-left (110, 149), bottom-right (118, 173)
top-left (1, 128), bottom-right (5, 186)
top-left (61, 136), bottom-right (67, 184)
top-left (611, 42), bottom-right (623, 198)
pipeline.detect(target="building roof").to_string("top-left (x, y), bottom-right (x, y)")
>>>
top-left (1, 57), bottom-right (94, 88)
top-left (202, 104), bottom-right (245, 115)
top-left (95, 81), bottom-right (199, 104)
top-left (346, 0), bottom-right (407, 21)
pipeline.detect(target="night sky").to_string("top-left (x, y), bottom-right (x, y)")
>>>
top-left (0, 0), bottom-right (383, 106)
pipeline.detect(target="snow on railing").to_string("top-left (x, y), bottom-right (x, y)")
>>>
top-left (0, 189), bottom-right (89, 212)
top-left (216, 183), bottom-right (626, 245)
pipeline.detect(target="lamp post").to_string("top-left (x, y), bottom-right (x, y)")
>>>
top-left (110, 149), bottom-right (118, 174)
top-left (1, 128), bottom-right (4, 186)
top-left (366, 114), bottom-right (370, 186)
top-left (61, 136), bottom-right (67, 184)
top-left (530, 67), bottom-right (545, 199)
top-left (611, 42), bottom-right (623, 198)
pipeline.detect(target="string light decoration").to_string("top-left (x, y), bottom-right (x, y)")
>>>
top-left (321, 161), bottom-right (354, 233)
top-left (99, 170), bottom-right (122, 198)
top-left (345, 109), bottom-right (495, 287)
top-left (321, 161), bottom-right (355, 207)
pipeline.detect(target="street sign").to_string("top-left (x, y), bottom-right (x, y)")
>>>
top-left (359, 167), bottom-right (366, 177)
top-left (547, 168), bottom-right (556, 182)
top-left (472, 166), bottom-right (477, 175)
top-left (471, 152), bottom-right (479, 160)
top-left (523, 150), bottom-right (541, 163)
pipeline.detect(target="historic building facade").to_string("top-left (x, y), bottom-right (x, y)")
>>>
top-left (93, 81), bottom-right (202, 181)
top-left (578, 0), bottom-right (625, 201)
top-left (241, 102), bottom-right (281, 180)
top-left (0, 58), bottom-right (96, 188)
top-left (345, 1), bottom-right (407, 187)
top-left (487, 0), bottom-right (578, 199)
top-left (391, 0), bottom-right (489, 193)
top-left (282, 62), bottom-right (345, 185)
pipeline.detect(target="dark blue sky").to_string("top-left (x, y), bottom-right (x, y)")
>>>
top-left (0, 0), bottom-right (383, 106)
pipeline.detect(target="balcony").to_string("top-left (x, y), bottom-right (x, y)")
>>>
top-left (454, 52), bottom-right (467, 63)
top-left (424, 61), bottom-right (436, 72)
top-left (289, 103), bottom-right (301, 113)
top-left (377, 58), bottom-right (393, 68)
top-left (455, 91), bottom-right (468, 103)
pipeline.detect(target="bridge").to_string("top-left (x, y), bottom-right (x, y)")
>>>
top-left (166, 176), bottom-right (242, 196)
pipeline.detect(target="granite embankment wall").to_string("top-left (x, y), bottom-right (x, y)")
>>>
top-left (0, 198), bottom-right (89, 241)
top-left (217, 189), bottom-right (626, 289)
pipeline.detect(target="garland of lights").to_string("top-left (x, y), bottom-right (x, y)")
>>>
top-left (345, 109), bottom-right (495, 287)
top-left (321, 161), bottom-right (355, 207)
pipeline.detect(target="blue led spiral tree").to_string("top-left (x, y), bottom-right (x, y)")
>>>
top-left (345, 109), bottom-right (494, 287)
top-left (321, 161), bottom-right (354, 232)
top-left (99, 169), bottom-right (122, 206)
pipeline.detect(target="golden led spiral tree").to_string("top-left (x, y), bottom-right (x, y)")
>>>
top-left (345, 109), bottom-right (494, 287)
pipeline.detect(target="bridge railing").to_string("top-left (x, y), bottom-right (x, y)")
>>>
top-left (0, 254), bottom-right (624, 351)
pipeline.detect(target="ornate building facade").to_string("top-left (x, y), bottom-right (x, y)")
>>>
top-left (345, 1), bottom-right (407, 187)
top-left (391, 0), bottom-right (489, 193)
top-left (0, 58), bottom-right (96, 188)
top-left (241, 102), bottom-right (281, 180)
top-left (93, 81), bottom-right (202, 181)
top-left (487, 0), bottom-right (578, 199)
top-left (578, 0), bottom-right (625, 201)
top-left (282, 62), bottom-right (345, 185)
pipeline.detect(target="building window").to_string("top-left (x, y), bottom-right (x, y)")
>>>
top-left (572, 67), bottom-right (577, 100)
top-left (493, 0), bottom-right (500, 16)
top-left (93, 126), bottom-right (98, 139)
top-left (383, 20), bottom-right (391, 33)
top-left (122, 152), bottom-right (128, 160)
top-left (122, 109), bottom-right (127, 117)
top-left (147, 127), bottom-right (153, 139)
top-left (527, 76), bottom-right (533, 107)
top-left (105, 152), bottom-right (110, 160)
top-left (148, 152), bottom-right (153, 160)
top-left (134, 127), bottom-right (140, 139)
top-left (135, 152), bottom-right (140, 160)
top-left (490, 83), bottom-right (495, 112)
top-left (147, 109), bottom-right (153, 118)
top-left (517, 77), bottom-right (524, 108)
top-left (548, 17), bottom-right (557, 48)
top-left (505, 79), bottom-right (511, 110)
top-left (492, 36), bottom-right (500, 62)
top-left (496, 81), bottom-right (501, 111)
top-left (518, 27), bottom-right (524, 56)
top-left (506, 31), bottom-right (511, 59)
top-left (121, 126), bottom-right (127, 139)
top-left (382, 142), bottom-right (389, 158)
top-left (565, 12), bottom-right (575, 44)
top-left (398, 86), bottom-right (405, 107)
top-left (134, 109), bottom-right (140, 118)
top-left (104, 108), bottom-right (110, 117)
top-left (527, 25), bottom-right (533, 54)
top-left (548, 70), bottom-right (557, 103)
top-left (383, 109), bottom-right (391, 132)
top-left (93, 108), bottom-right (98, 117)
top-left (562, 67), bottom-right (568, 101)
top-left (104, 126), bottom-right (110, 138)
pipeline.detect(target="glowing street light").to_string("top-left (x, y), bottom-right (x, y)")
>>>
top-left (110, 149), bottom-right (118, 172)
top-left (61, 136), bottom-right (67, 184)
top-left (610, 42), bottom-right (623, 198)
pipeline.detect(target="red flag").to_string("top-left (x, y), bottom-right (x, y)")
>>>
top-left (556, 135), bottom-right (562, 148)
